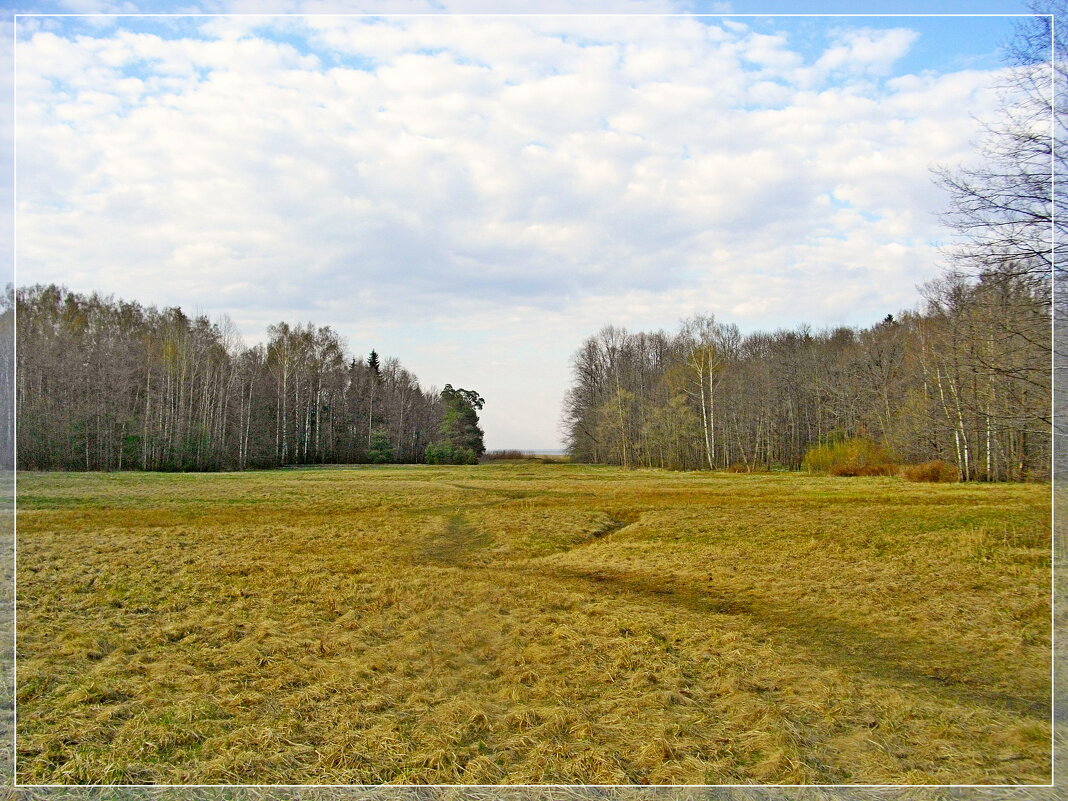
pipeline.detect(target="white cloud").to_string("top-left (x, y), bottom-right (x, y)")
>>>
top-left (815, 27), bottom-right (919, 76)
top-left (740, 32), bottom-right (801, 71)
top-left (13, 14), bottom-right (1006, 447)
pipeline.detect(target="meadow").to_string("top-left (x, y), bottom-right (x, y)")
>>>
top-left (15, 463), bottom-right (1052, 785)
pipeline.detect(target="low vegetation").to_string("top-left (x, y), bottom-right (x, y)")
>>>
top-left (481, 450), bottom-right (531, 461)
top-left (17, 464), bottom-right (1051, 784)
top-left (801, 437), bottom-right (896, 477)
top-left (902, 460), bottom-right (960, 483)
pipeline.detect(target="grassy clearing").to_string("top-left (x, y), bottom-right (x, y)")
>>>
top-left (15, 464), bottom-right (1052, 785)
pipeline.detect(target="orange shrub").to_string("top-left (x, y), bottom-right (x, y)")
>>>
top-left (830, 462), bottom-right (897, 477)
top-left (901, 460), bottom-right (958, 482)
top-left (802, 437), bottom-right (895, 476)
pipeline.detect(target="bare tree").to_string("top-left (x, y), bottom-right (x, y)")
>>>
top-left (15, 285), bottom-right (449, 471)
top-left (935, 1), bottom-right (1063, 293)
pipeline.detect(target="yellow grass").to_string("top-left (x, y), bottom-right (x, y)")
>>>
top-left (15, 464), bottom-right (1053, 785)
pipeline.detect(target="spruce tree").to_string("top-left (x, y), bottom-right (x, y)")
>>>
top-left (426, 384), bottom-right (485, 464)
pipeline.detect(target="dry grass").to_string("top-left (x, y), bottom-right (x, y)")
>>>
top-left (10, 787), bottom-right (1065, 801)
top-left (15, 464), bottom-right (1052, 785)
top-left (0, 471), bottom-right (12, 787)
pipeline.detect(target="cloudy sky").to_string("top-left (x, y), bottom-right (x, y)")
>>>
top-left (9, 1), bottom-right (1041, 449)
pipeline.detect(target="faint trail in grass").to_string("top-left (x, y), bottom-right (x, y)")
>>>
top-left (588, 510), bottom-right (642, 540)
top-left (402, 498), bottom-right (506, 518)
top-left (413, 498), bottom-right (1047, 719)
top-left (445, 482), bottom-right (543, 500)
top-left (416, 513), bottom-right (490, 567)
top-left (515, 563), bottom-right (1049, 718)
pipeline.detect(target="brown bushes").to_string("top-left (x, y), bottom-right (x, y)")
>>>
top-left (829, 461), bottom-right (897, 477)
top-left (481, 449), bottom-right (529, 461)
top-left (725, 463), bottom-right (770, 473)
top-left (802, 437), bottom-right (895, 477)
top-left (901, 460), bottom-right (959, 482)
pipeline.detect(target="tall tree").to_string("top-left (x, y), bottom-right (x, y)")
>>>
top-left (426, 384), bottom-right (486, 465)
top-left (929, 4), bottom-right (1057, 478)
top-left (935, 1), bottom-right (1063, 292)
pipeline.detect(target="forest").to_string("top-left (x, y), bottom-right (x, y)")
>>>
top-left (10, 261), bottom-right (1050, 480)
top-left (562, 8), bottom-right (1060, 482)
top-left (560, 275), bottom-right (1050, 480)
top-left (8, 285), bottom-right (485, 471)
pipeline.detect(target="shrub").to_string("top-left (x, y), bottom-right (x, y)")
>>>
top-left (901, 460), bottom-right (958, 483)
top-left (481, 449), bottom-right (529, 461)
top-left (802, 437), bottom-right (895, 477)
top-left (725, 462), bottom-right (770, 473)
top-left (830, 461), bottom-right (897, 477)
top-left (425, 443), bottom-right (477, 465)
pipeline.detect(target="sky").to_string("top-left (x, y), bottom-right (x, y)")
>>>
top-left (6, 0), bottom-right (1048, 450)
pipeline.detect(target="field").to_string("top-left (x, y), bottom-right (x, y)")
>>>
top-left (15, 463), bottom-right (1052, 785)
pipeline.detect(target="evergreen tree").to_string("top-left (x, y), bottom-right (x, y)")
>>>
top-left (426, 384), bottom-right (485, 465)
top-left (366, 426), bottom-right (392, 463)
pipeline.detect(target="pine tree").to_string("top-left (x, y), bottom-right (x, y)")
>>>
top-left (426, 384), bottom-right (485, 464)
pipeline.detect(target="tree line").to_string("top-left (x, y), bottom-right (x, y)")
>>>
top-left (10, 284), bottom-right (484, 471)
top-left (561, 278), bottom-right (1050, 480)
top-left (563, 7), bottom-right (1058, 481)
